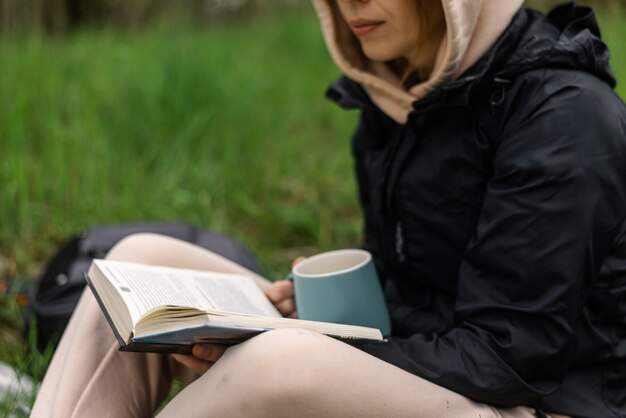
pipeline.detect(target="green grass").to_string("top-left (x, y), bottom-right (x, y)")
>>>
top-left (0, 4), bottom-right (625, 415)
top-left (0, 10), bottom-right (362, 281)
top-left (0, 10), bottom-right (361, 415)
top-left (598, 6), bottom-right (626, 98)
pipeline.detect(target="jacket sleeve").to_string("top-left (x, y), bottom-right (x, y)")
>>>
top-left (360, 71), bottom-right (626, 406)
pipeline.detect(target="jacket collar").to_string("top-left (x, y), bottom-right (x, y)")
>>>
top-left (327, 3), bottom-right (616, 120)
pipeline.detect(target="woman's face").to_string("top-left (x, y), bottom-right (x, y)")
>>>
top-left (335, 0), bottom-right (424, 62)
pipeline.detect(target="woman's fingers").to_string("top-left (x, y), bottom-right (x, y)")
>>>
top-left (171, 354), bottom-right (212, 376)
top-left (265, 257), bottom-right (307, 318)
top-left (265, 279), bottom-right (294, 304)
top-left (192, 343), bottom-right (227, 362)
top-left (292, 256), bottom-right (306, 268)
top-left (171, 344), bottom-right (228, 376)
top-left (266, 279), bottom-right (297, 317)
top-left (274, 297), bottom-right (297, 318)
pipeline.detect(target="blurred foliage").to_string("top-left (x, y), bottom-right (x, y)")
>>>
top-left (525, 0), bottom-right (626, 11)
top-left (1, 0), bottom-right (625, 35)
top-left (0, 10), bottom-right (360, 280)
top-left (0, 0), bottom-right (304, 34)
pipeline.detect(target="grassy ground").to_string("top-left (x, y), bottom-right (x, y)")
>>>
top-left (0, 3), bottom-right (625, 415)
top-left (0, 9), bottom-right (361, 414)
top-left (0, 10), bottom-right (361, 280)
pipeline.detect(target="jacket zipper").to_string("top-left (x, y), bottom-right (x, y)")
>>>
top-left (380, 121), bottom-right (419, 265)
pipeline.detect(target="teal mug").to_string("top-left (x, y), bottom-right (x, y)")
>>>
top-left (291, 249), bottom-right (391, 336)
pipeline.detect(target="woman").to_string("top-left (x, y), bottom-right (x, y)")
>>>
top-left (32, 1), bottom-right (625, 417)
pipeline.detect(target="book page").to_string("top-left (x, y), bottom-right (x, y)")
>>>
top-left (93, 260), bottom-right (281, 324)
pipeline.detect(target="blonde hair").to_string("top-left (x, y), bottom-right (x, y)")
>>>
top-left (403, 0), bottom-right (446, 83)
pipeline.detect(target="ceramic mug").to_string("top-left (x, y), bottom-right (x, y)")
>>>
top-left (291, 249), bottom-right (391, 336)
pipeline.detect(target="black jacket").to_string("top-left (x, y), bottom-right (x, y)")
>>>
top-left (327, 4), bottom-right (626, 417)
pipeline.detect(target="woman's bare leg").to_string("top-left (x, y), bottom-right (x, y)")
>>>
top-left (31, 289), bottom-right (177, 418)
top-left (158, 328), bottom-right (538, 418)
top-left (31, 233), bottom-right (270, 418)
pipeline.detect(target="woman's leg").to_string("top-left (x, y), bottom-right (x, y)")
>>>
top-left (157, 328), bottom-right (538, 418)
top-left (31, 233), bottom-right (270, 418)
top-left (31, 288), bottom-right (177, 418)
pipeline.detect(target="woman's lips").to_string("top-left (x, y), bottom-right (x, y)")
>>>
top-left (349, 18), bottom-right (384, 36)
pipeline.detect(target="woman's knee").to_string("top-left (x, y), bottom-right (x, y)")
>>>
top-left (105, 233), bottom-right (177, 263)
top-left (214, 329), bottom-right (346, 398)
top-left (106, 233), bottom-right (154, 260)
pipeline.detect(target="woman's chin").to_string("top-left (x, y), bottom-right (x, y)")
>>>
top-left (361, 44), bottom-right (402, 64)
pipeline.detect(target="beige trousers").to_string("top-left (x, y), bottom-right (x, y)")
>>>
top-left (30, 234), bottom-right (563, 418)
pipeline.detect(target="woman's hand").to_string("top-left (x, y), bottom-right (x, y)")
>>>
top-left (172, 258), bottom-right (305, 375)
top-left (265, 279), bottom-right (297, 318)
top-left (172, 344), bottom-right (227, 376)
top-left (265, 257), bottom-right (305, 318)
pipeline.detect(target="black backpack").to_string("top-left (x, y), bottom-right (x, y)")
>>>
top-left (23, 222), bottom-right (262, 353)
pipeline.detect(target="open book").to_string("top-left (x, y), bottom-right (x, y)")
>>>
top-left (86, 259), bottom-right (384, 353)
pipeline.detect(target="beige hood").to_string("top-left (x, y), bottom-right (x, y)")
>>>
top-left (311, 0), bottom-right (524, 124)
